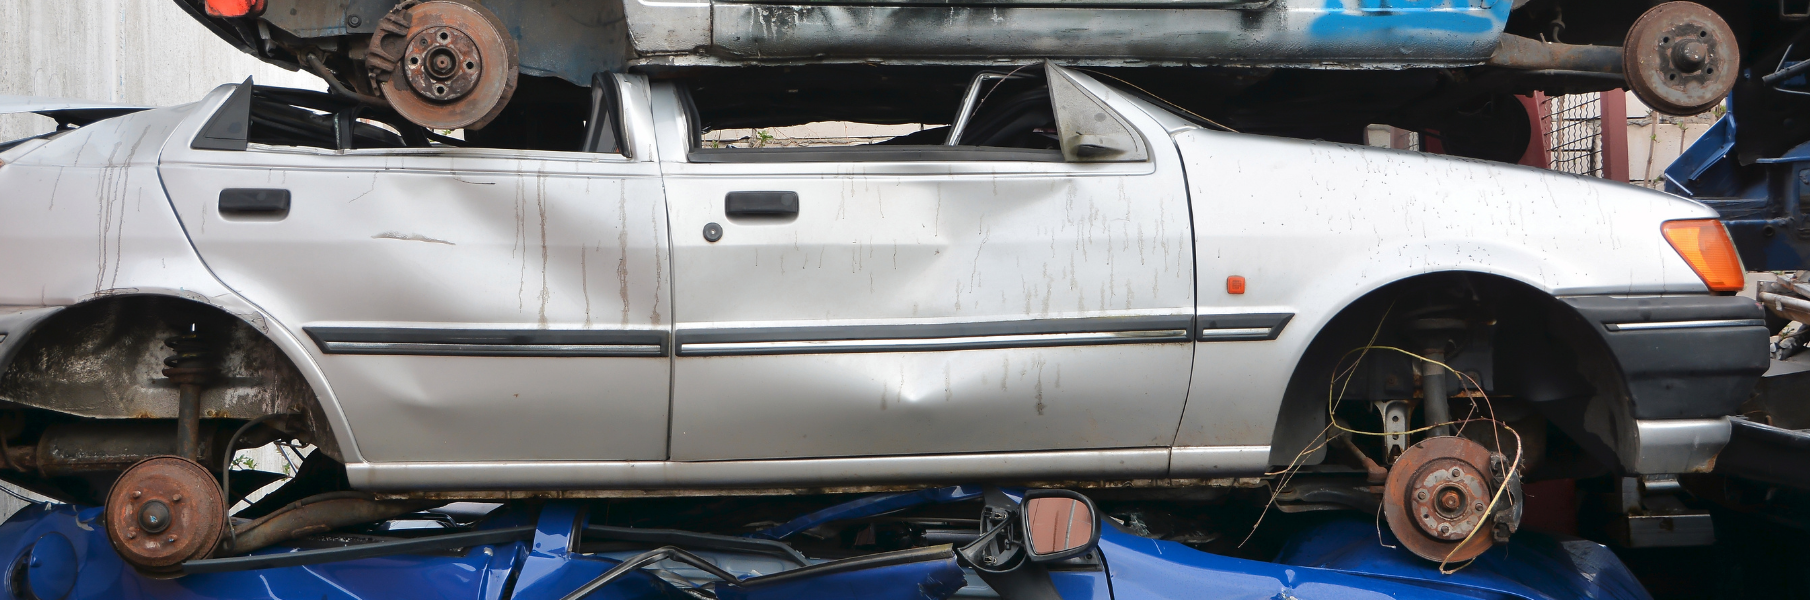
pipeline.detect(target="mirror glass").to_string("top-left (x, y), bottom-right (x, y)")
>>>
top-left (1024, 497), bottom-right (1094, 556)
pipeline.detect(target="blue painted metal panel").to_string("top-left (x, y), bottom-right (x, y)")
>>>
top-left (0, 504), bottom-right (521, 600)
top-left (0, 496), bottom-right (1651, 600)
top-left (752, 485), bottom-right (985, 540)
top-left (717, 551), bottom-right (967, 600)
top-left (1274, 518), bottom-right (1651, 600)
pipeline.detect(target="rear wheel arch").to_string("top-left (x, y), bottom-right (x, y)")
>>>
top-left (0, 294), bottom-right (347, 465)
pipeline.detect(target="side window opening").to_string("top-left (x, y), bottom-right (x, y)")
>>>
top-left (201, 74), bottom-right (623, 154)
top-left (678, 66), bottom-right (1062, 162)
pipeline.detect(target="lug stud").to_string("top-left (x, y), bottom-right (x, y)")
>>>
top-left (172, 494), bottom-right (183, 503)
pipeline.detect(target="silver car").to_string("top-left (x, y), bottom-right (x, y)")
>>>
top-left (0, 62), bottom-right (1766, 567)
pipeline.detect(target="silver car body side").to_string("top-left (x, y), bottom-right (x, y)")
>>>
top-left (653, 77), bottom-right (1196, 461)
top-left (0, 101), bottom-right (366, 463)
top-left (156, 77), bottom-right (673, 463)
top-left (0, 67), bottom-right (1722, 492)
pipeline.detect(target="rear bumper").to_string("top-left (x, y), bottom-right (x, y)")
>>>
top-left (1561, 296), bottom-right (1769, 420)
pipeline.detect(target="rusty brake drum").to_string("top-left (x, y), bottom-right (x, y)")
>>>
top-left (1623, 1), bottom-right (1739, 116)
top-left (103, 456), bottom-right (227, 577)
top-left (366, 0), bottom-right (519, 130)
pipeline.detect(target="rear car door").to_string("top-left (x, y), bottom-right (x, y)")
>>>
top-left (157, 77), bottom-right (671, 463)
top-left (656, 65), bottom-right (1196, 461)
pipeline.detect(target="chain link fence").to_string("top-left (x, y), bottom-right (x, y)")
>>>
top-left (1543, 93), bottom-right (1605, 177)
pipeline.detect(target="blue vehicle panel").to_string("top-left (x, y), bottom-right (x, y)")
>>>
top-left (0, 493), bottom-right (1650, 600)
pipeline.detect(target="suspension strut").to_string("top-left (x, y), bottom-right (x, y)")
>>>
top-left (163, 327), bottom-right (214, 463)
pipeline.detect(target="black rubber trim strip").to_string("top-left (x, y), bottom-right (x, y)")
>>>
top-left (182, 525), bottom-right (535, 574)
top-left (305, 327), bottom-right (669, 357)
top-left (1715, 418), bottom-right (1810, 490)
top-left (1193, 313), bottom-right (1293, 342)
top-left (689, 146), bottom-right (1064, 163)
top-left (675, 315), bottom-right (1192, 356)
top-left (583, 525), bottom-right (809, 566)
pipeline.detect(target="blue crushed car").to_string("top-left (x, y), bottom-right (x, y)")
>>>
top-left (0, 486), bottom-right (1649, 600)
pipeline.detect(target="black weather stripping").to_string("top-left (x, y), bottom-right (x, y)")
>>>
top-left (675, 315), bottom-right (1193, 356)
top-left (305, 327), bottom-right (669, 357)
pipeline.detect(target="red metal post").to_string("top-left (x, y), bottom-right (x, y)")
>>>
top-left (1600, 89), bottom-right (1630, 182)
top-left (1516, 94), bottom-right (1550, 168)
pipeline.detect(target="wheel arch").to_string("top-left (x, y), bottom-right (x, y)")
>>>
top-left (0, 292), bottom-right (354, 464)
top-left (1263, 270), bottom-right (1635, 478)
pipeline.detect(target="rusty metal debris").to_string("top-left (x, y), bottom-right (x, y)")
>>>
top-left (1623, 1), bottom-right (1740, 116)
top-left (1485, 35), bottom-right (1624, 74)
top-left (1759, 273), bottom-right (1810, 359)
top-left (103, 457), bottom-right (227, 576)
top-left (223, 491), bottom-right (434, 556)
top-left (365, 0), bottom-right (518, 130)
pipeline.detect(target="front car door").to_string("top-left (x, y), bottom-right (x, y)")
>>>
top-left (657, 65), bottom-right (1196, 463)
top-left (157, 76), bottom-right (671, 464)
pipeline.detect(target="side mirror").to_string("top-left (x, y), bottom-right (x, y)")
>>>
top-left (1020, 490), bottom-right (1098, 563)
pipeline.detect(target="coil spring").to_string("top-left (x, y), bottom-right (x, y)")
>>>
top-left (163, 331), bottom-right (213, 371)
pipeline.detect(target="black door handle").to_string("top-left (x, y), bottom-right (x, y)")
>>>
top-left (725, 191), bottom-right (798, 218)
top-left (219, 189), bottom-right (291, 217)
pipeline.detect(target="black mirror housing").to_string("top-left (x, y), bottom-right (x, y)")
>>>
top-left (1019, 489), bottom-right (1099, 563)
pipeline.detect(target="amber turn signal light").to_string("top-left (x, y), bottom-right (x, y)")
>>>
top-left (1661, 219), bottom-right (1745, 292)
top-left (204, 0), bottom-right (265, 17)
top-left (1226, 276), bottom-right (1246, 295)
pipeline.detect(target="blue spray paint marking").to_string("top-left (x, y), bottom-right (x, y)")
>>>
top-left (1308, 0), bottom-right (1512, 40)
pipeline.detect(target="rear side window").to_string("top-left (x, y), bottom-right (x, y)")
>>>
top-left (192, 74), bottom-right (624, 155)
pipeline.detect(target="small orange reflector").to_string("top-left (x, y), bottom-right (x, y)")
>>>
top-left (1226, 276), bottom-right (1246, 295)
top-left (204, 0), bottom-right (264, 17)
top-left (1661, 219), bottom-right (1745, 292)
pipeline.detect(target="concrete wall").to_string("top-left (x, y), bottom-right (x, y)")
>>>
top-left (1, 0), bottom-right (321, 141)
top-left (1624, 91), bottom-right (1720, 189)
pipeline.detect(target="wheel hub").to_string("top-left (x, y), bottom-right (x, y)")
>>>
top-left (366, 0), bottom-right (518, 129)
top-left (1383, 436), bottom-right (1501, 562)
top-left (103, 457), bottom-right (225, 577)
top-left (1623, 1), bottom-right (1739, 116)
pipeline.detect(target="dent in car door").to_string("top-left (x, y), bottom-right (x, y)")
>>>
top-left (157, 83), bottom-right (670, 463)
top-left (656, 74), bottom-right (1195, 461)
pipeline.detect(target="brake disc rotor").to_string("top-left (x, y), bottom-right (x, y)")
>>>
top-left (1382, 436), bottom-right (1498, 563)
top-left (103, 456), bottom-right (226, 577)
top-left (367, 0), bottom-right (518, 129)
top-left (1623, 1), bottom-right (1739, 116)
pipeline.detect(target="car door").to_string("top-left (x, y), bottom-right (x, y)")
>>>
top-left (657, 64), bottom-right (1196, 461)
top-left (157, 76), bottom-right (671, 463)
